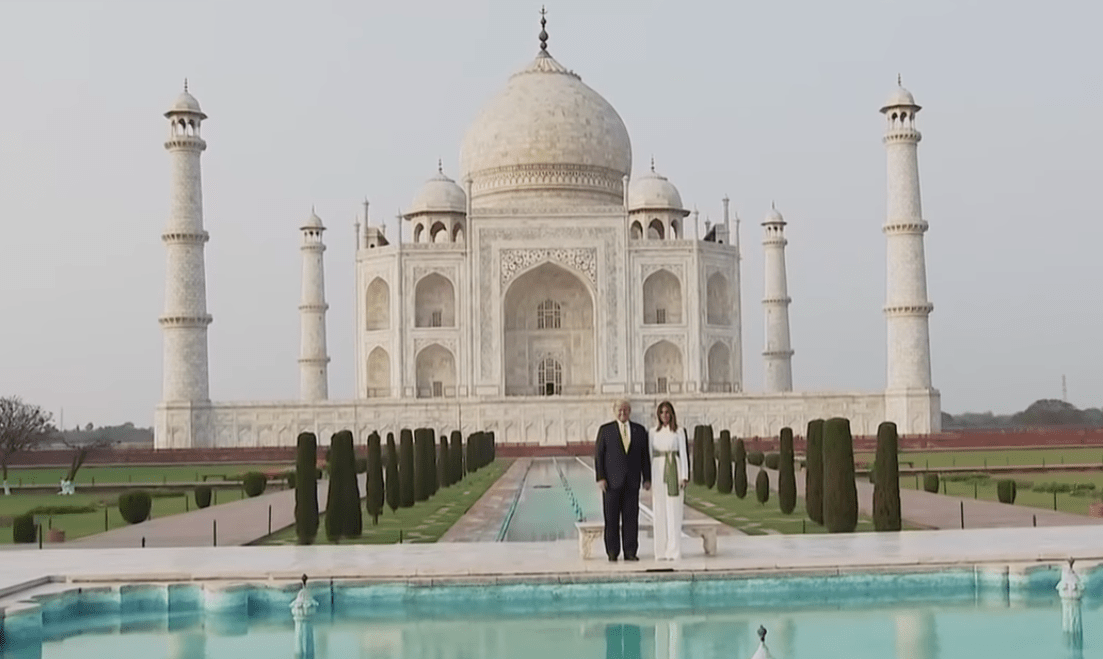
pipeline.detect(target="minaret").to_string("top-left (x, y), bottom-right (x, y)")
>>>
top-left (881, 78), bottom-right (933, 393)
top-left (726, 196), bottom-right (744, 392)
top-left (299, 209), bottom-right (330, 401)
top-left (160, 81), bottom-right (213, 406)
top-left (762, 203), bottom-right (794, 392)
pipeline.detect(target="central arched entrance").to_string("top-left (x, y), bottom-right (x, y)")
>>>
top-left (503, 262), bottom-right (595, 396)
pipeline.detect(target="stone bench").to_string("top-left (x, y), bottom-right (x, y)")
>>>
top-left (575, 519), bottom-right (723, 560)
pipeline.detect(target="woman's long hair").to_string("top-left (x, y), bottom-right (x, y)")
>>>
top-left (655, 400), bottom-right (678, 431)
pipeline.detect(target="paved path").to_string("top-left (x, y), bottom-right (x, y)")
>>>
top-left (56, 476), bottom-right (363, 549)
top-left (441, 458), bottom-right (531, 542)
top-left (749, 464), bottom-right (1103, 530)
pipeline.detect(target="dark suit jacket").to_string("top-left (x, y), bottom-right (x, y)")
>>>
top-left (594, 419), bottom-right (651, 490)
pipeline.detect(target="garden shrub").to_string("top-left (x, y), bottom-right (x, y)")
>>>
top-left (805, 419), bottom-right (825, 525)
top-left (355, 457), bottom-right (368, 474)
top-left (295, 432), bottom-right (319, 545)
top-left (399, 429), bottom-right (415, 506)
top-left (413, 428), bottom-right (434, 502)
top-left (923, 473), bottom-right (940, 493)
top-left (747, 451), bottom-right (765, 466)
top-left (385, 432), bottom-right (400, 513)
top-left (243, 472), bottom-right (267, 497)
top-left (778, 428), bottom-right (796, 515)
top-left (764, 452), bottom-right (780, 470)
top-left (194, 485), bottom-right (212, 509)
top-left (822, 417), bottom-right (857, 533)
top-left (12, 514), bottom-right (36, 543)
top-left (716, 430), bottom-right (733, 494)
top-left (366, 431), bottom-right (384, 525)
top-left (449, 430), bottom-right (463, 484)
top-left (702, 426), bottom-right (716, 489)
top-left (872, 421), bottom-right (901, 531)
top-left (755, 469), bottom-right (770, 504)
top-left (733, 438), bottom-right (748, 498)
top-left (286, 472), bottom-right (296, 489)
top-left (118, 491), bottom-right (152, 524)
top-left (25, 504), bottom-right (97, 515)
top-left (437, 436), bottom-right (449, 489)
top-left (692, 426), bottom-right (705, 485)
top-left (997, 479), bottom-right (1017, 504)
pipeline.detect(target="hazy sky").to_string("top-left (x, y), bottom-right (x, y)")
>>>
top-left (1, 0), bottom-right (1100, 428)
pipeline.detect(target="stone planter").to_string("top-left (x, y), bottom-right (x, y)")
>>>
top-left (1088, 501), bottom-right (1103, 518)
top-left (47, 529), bottom-right (65, 543)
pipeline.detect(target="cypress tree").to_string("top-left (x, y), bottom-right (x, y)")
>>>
top-left (805, 419), bottom-right (825, 525)
top-left (366, 431), bottom-right (384, 524)
top-left (733, 438), bottom-right (748, 498)
top-left (449, 430), bottom-right (463, 483)
top-left (467, 432), bottom-right (480, 473)
top-left (488, 431), bottom-right (496, 463)
top-left (384, 432), bottom-right (400, 513)
top-left (872, 421), bottom-right (902, 531)
top-left (702, 425), bottom-right (717, 489)
top-left (294, 432), bottom-right (319, 545)
top-left (438, 435), bottom-right (449, 488)
top-left (716, 430), bottom-right (733, 494)
top-left (399, 429), bottom-right (415, 507)
top-left (822, 417), bottom-right (858, 533)
top-left (324, 433), bottom-right (345, 542)
top-left (778, 427), bottom-right (797, 514)
top-left (429, 431), bottom-right (440, 495)
top-left (692, 425), bottom-right (705, 485)
top-left (413, 428), bottom-right (432, 502)
top-left (755, 469), bottom-right (770, 504)
top-left (339, 431), bottom-right (363, 537)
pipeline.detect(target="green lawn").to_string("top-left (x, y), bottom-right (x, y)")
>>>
top-left (3, 464), bottom-right (292, 487)
top-left (683, 483), bottom-right (909, 535)
top-left (898, 469), bottom-right (1103, 516)
top-left (258, 459), bottom-right (512, 545)
top-left (853, 447), bottom-right (1103, 470)
top-left (0, 487), bottom-right (247, 544)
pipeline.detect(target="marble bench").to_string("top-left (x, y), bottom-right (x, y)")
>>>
top-left (575, 519), bottom-right (723, 559)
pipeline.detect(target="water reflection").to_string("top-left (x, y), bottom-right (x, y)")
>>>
top-left (604, 623), bottom-right (642, 659)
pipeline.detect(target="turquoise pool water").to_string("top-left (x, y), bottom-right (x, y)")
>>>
top-left (502, 457), bottom-right (604, 541)
top-left (3, 567), bottom-right (1099, 658)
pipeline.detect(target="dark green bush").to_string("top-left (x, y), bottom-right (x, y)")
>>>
top-left (692, 426), bottom-right (705, 485)
top-left (764, 452), bottom-right (780, 470)
top-left (326, 430), bottom-right (362, 541)
top-left (747, 451), bottom-right (765, 466)
top-left (923, 473), bottom-right (940, 493)
top-left (195, 485), bottom-right (212, 509)
top-left (366, 431), bottom-right (384, 524)
top-left (449, 430), bottom-right (463, 484)
top-left (355, 457), bottom-right (368, 474)
top-left (286, 472), bottom-right (296, 489)
top-left (385, 432), bottom-right (400, 513)
top-left (822, 417), bottom-right (857, 533)
top-left (716, 430), bottom-right (733, 494)
top-left (25, 504), bottom-right (97, 515)
top-left (437, 436), bottom-right (449, 488)
top-left (805, 420), bottom-right (825, 525)
top-left (997, 479), bottom-right (1017, 504)
top-left (118, 491), bottom-right (152, 524)
top-left (295, 432), bottom-right (319, 545)
top-left (872, 421), bottom-right (902, 531)
top-left (702, 426), bottom-right (716, 489)
top-left (243, 472), bottom-right (267, 497)
top-left (778, 428), bottom-right (796, 515)
top-left (399, 429), bottom-right (415, 506)
top-left (413, 428), bottom-right (434, 502)
top-left (12, 513), bottom-right (35, 543)
top-left (733, 438), bottom-right (748, 498)
top-left (755, 469), bottom-right (770, 504)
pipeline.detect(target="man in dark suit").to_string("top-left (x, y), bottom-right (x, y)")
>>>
top-left (594, 399), bottom-right (651, 561)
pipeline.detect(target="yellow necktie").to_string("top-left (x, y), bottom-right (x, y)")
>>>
top-left (621, 422), bottom-right (630, 452)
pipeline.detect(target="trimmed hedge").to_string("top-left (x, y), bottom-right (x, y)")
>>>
top-left (399, 429), bottom-right (415, 507)
top-left (923, 473), bottom-right (940, 493)
top-left (355, 457), bottom-right (368, 474)
top-left (449, 430), bottom-right (463, 484)
top-left (12, 513), bottom-right (35, 543)
top-left (778, 427), bottom-right (796, 515)
top-left (692, 425), bottom-right (705, 485)
top-left (755, 469), bottom-right (770, 505)
top-left (384, 432), bottom-right (400, 513)
top-left (822, 417), bottom-right (858, 533)
top-left (805, 419), bottom-right (825, 525)
top-left (366, 431), bottom-right (384, 524)
top-left (872, 421), bottom-right (902, 531)
top-left (286, 472), bottom-right (296, 489)
top-left (764, 452), bottom-right (780, 470)
top-left (997, 479), bottom-right (1017, 504)
top-left (747, 451), bottom-right (765, 467)
top-left (413, 428), bottom-right (434, 502)
top-left (733, 438), bottom-right (748, 498)
top-left (438, 435), bottom-right (450, 487)
top-left (118, 491), bottom-right (152, 525)
top-left (702, 426), bottom-right (717, 489)
top-left (716, 430), bottom-right (733, 494)
top-left (295, 432), bottom-right (319, 545)
top-left (243, 472), bottom-right (267, 498)
top-left (195, 485), bottom-right (212, 509)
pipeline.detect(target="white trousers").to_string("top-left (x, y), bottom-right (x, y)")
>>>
top-left (651, 458), bottom-right (684, 560)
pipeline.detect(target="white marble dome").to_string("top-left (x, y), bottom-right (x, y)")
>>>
top-left (167, 90), bottom-right (205, 117)
top-left (628, 165), bottom-right (688, 215)
top-left (882, 85), bottom-right (919, 111)
top-left (459, 50), bottom-right (632, 207)
top-left (406, 166), bottom-right (467, 217)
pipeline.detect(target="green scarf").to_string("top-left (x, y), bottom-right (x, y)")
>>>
top-left (664, 451), bottom-right (680, 497)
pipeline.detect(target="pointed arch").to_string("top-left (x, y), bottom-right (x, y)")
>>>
top-left (415, 273), bottom-right (455, 327)
top-left (648, 218), bottom-right (664, 240)
top-left (365, 277), bottom-right (390, 330)
top-left (707, 272), bottom-right (732, 325)
top-left (415, 343), bottom-right (455, 398)
top-left (644, 340), bottom-right (683, 394)
top-left (642, 269), bottom-right (682, 325)
top-left (630, 220), bottom-right (643, 240)
top-left (366, 346), bottom-right (390, 397)
top-left (707, 341), bottom-right (732, 393)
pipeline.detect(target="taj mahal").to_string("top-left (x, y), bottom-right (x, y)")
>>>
top-left (154, 16), bottom-right (939, 449)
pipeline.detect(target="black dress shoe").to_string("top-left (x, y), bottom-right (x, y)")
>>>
top-left (608, 554), bottom-right (618, 562)
top-left (624, 555), bottom-right (639, 562)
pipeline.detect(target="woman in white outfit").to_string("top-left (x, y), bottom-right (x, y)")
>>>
top-left (649, 400), bottom-right (689, 560)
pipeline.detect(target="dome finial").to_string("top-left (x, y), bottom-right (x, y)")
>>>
top-left (897, 73), bottom-right (902, 86)
top-left (650, 155), bottom-right (655, 173)
top-left (183, 77), bottom-right (188, 93)
top-left (438, 158), bottom-right (443, 174)
top-left (538, 6), bottom-right (549, 54)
